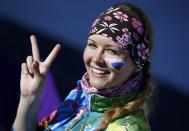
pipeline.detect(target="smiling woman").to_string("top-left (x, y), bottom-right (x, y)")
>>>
top-left (13, 2), bottom-right (155, 131)
top-left (84, 35), bottom-right (137, 89)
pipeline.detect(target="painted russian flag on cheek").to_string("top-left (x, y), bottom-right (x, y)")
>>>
top-left (110, 59), bottom-right (126, 71)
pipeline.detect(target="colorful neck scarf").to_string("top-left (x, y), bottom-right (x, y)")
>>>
top-left (81, 72), bottom-right (143, 97)
top-left (89, 4), bottom-right (151, 71)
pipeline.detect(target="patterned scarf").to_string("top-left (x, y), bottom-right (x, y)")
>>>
top-left (81, 72), bottom-right (143, 97)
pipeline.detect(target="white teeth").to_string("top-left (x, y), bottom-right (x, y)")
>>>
top-left (92, 68), bottom-right (106, 74)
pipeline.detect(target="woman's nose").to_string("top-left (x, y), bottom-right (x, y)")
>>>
top-left (92, 50), bottom-right (105, 65)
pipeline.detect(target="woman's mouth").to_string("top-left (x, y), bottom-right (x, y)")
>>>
top-left (90, 67), bottom-right (110, 77)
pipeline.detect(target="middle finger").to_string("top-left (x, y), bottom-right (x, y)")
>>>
top-left (26, 56), bottom-right (33, 73)
top-left (30, 35), bottom-right (40, 61)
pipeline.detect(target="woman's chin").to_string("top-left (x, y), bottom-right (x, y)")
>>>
top-left (89, 80), bottom-right (108, 90)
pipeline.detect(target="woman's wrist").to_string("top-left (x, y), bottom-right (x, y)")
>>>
top-left (13, 96), bottom-right (39, 131)
top-left (19, 95), bottom-right (41, 112)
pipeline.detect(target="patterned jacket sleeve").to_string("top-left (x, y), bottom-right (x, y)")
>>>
top-left (37, 87), bottom-right (83, 130)
top-left (37, 109), bottom-right (58, 130)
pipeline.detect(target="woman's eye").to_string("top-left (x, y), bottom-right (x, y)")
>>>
top-left (87, 43), bottom-right (97, 48)
top-left (106, 49), bottom-right (118, 55)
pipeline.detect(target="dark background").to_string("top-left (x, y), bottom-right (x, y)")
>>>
top-left (0, 0), bottom-right (189, 130)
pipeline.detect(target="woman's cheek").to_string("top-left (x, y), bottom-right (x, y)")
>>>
top-left (105, 58), bottom-right (127, 71)
top-left (83, 48), bottom-right (91, 61)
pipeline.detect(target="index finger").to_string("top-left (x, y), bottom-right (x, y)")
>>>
top-left (30, 35), bottom-right (40, 61)
top-left (44, 44), bottom-right (61, 66)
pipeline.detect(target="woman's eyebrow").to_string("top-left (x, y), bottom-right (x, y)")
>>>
top-left (88, 39), bottom-right (97, 43)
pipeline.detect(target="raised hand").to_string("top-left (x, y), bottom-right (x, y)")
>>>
top-left (20, 35), bottom-right (61, 102)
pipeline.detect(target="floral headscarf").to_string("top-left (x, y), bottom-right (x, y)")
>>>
top-left (89, 4), bottom-right (151, 71)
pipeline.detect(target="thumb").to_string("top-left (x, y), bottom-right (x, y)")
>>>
top-left (32, 61), bottom-right (40, 76)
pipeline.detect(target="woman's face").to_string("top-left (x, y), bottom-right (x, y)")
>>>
top-left (83, 34), bottom-right (136, 89)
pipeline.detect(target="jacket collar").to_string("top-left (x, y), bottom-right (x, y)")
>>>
top-left (88, 90), bottom-right (140, 112)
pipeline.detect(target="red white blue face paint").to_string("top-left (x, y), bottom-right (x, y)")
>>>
top-left (106, 58), bottom-right (126, 71)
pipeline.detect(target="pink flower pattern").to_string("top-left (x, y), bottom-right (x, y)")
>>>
top-left (116, 34), bottom-right (132, 50)
top-left (91, 27), bottom-right (97, 33)
top-left (122, 28), bottom-right (131, 36)
top-left (131, 18), bottom-right (144, 35)
top-left (104, 16), bottom-right (112, 21)
top-left (137, 43), bottom-right (148, 60)
top-left (113, 11), bottom-right (128, 22)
